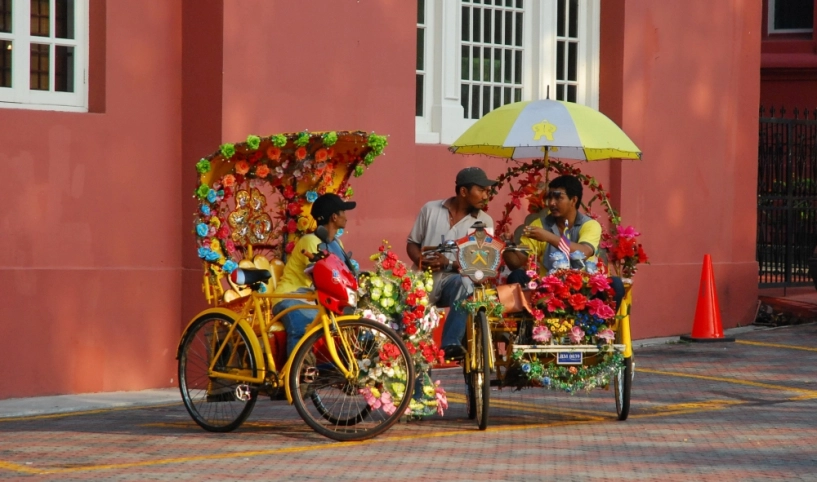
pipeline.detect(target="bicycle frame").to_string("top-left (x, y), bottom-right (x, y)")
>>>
top-left (464, 285), bottom-right (497, 374)
top-left (179, 290), bottom-right (360, 403)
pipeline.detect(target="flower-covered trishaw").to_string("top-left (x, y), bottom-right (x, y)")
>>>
top-left (445, 99), bottom-right (646, 429)
top-left (176, 131), bottom-right (426, 442)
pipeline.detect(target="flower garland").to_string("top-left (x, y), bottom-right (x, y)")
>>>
top-left (455, 297), bottom-right (505, 318)
top-left (193, 131), bottom-right (387, 294)
top-left (488, 158), bottom-right (647, 278)
top-left (511, 348), bottom-right (624, 393)
top-left (356, 242), bottom-right (448, 417)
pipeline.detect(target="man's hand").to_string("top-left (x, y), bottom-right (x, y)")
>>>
top-left (422, 251), bottom-right (450, 272)
top-left (523, 225), bottom-right (549, 242)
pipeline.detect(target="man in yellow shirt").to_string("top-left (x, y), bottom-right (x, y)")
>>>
top-left (504, 175), bottom-right (600, 276)
top-left (272, 193), bottom-right (356, 357)
top-left (503, 174), bottom-right (623, 308)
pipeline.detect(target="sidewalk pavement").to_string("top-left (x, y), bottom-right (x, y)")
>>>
top-left (0, 328), bottom-right (764, 420)
top-left (1, 288), bottom-right (813, 420)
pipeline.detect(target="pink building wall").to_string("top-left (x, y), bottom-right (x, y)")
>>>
top-left (610, 0), bottom-right (761, 338)
top-left (0, 0), bottom-right (761, 399)
top-left (0, 2), bottom-right (183, 398)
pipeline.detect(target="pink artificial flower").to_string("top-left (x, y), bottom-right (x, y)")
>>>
top-left (527, 281), bottom-right (538, 290)
top-left (569, 325), bottom-right (585, 344)
top-left (359, 387), bottom-right (381, 410)
top-left (588, 274), bottom-right (611, 294)
top-left (616, 225), bottom-right (641, 239)
top-left (435, 380), bottom-right (448, 416)
top-left (541, 275), bottom-right (564, 292)
top-left (532, 325), bottom-right (552, 343)
top-left (597, 329), bottom-right (616, 343)
top-left (531, 309), bottom-right (545, 321)
top-left (379, 391), bottom-right (396, 415)
top-left (587, 298), bottom-right (616, 319)
top-left (224, 240), bottom-right (236, 254)
top-left (525, 269), bottom-right (537, 278)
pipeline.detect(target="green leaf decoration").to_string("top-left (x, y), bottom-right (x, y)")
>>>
top-left (195, 158), bottom-right (211, 174)
top-left (368, 134), bottom-right (388, 155)
top-left (295, 131), bottom-right (311, 147)
top-left (322, 131), bottom-right (338, 147)
top-left (196, 183), bottom-right (210, 199)
top-left (246, 135), bottom-right (261, 150)
top-left (220, 143), bottom-right (235, 159)
top-left (271, 134), bottom-right (287, 147)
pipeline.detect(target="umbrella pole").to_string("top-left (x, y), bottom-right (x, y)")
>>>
top-left (542, 148), bottom-right (550, 185)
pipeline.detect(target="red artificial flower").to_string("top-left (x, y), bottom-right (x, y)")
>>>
top-left (315, 148), bottom-right (328, 163)
top-left (382, 258), bottom-right (395, 270)
top-left (283, 185), bottom-right (296, 200)
top-left (287, 203), bottom-right (302, 216)
top-left (568, 293), bottom-right (587, 311)
top-left (266, 146), bottom-right (281, 161)
top-left (406, 293), bottom-right (418, 306)
top-left (216, 226), bottom-right (230, 240)
top-left (286, 219), bottom-right (298, 233)
top-left (405, 324), bottom-right (417, 335)
top-left (565, 272), bottom-right (584, 291)
top-left (392, 263), bottom-right (407, 277)
top-left (235, 160), bottom-right (250, 175)
top-left (555, 285), bottom-right (572, 300)
top-left (546, 297), bottom-right (565, 313)
top-left (402, 277), bottom-right (412, 291)
top-left (285, 241), bottom-right (295, 254)
top-left (295, 147), bottom-right (307, 160)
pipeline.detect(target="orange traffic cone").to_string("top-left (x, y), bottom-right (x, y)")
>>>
top-left (680, 255), bottom-right (735, 343)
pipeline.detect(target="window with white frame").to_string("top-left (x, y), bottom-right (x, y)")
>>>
top-left (768, 0), bottom-right (814, 33)
top-left (0, 0), bottom-right (88, 111)
top-left (416, 0), bottom-right (599, 144)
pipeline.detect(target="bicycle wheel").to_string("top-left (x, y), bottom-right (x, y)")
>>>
top-left (464, 362), bottom-right (477, 420)
top-left (471, 310), bottom-right (491, 430)
top-left (289, 318), bottom-right (414, 442)
top-left (614, 356), bottom-right (633, 421)
top-left (178, 313), bottom-right (258, 432)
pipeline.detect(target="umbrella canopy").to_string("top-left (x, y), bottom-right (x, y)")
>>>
top-left (450, 99), bottom-right (641, 161)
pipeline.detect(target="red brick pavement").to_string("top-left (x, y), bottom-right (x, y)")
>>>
top-left (1, 324), bottom-right (816, 481)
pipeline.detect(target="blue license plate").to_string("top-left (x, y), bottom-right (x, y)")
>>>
top-left (557, 352), bottom-right (583, 365)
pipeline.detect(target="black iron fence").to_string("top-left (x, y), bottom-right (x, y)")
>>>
top-left (757, 106), bottom-right (817, 287)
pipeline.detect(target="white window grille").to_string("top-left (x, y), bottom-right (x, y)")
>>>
top-left (768, 0), bottom-right (814, 34)
top-left (416, 0), bottom-right (599, 145)
top-left (460, 0), bottom-right (524, 120)
top-left (0, 0), bottom-right (88, 111)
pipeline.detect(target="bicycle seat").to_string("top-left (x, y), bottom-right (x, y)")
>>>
top-left (231, 268), bottom-right (272, 286)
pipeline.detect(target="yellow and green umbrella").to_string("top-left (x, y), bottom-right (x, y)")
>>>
top-left (450, 99), bottom-right (641, 162)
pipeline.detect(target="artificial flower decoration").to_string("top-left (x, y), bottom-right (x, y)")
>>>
top-left (193, 130), bottom-right (388, 304)
top-left (357, 241), bottom-right (447, 417)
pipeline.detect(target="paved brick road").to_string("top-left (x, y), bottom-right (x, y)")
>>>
top-left (1, 324), bottom-right (816, 481)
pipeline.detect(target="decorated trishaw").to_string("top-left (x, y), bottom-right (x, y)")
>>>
top-left (175, 131), bottom-right (444, 441)
top-left (440, 99), bottom-right (646, 429)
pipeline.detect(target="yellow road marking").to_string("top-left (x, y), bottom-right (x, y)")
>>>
top-left (737, 339), bottom-right (817, 353)
top-left (639, 368), bottom-right (817, 395)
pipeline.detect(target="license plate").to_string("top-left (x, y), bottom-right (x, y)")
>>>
top-left (557, 352), bottom-right (583, 365)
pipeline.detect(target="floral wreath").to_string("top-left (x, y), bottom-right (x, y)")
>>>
top-left (193, 131), bottom-right (387, 303)
top-left (488, 159), bottom-right (647, 279)
top-left (356, 242), bottom-right (449, 417)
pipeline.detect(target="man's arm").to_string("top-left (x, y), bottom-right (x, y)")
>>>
top-left (503, 250), bottom-right (528, 270)
top-left (525, 225), bottom-right (594, 258)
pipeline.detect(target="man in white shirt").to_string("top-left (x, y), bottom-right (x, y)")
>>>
top-left (406, 167), bottom-right (496, 360)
